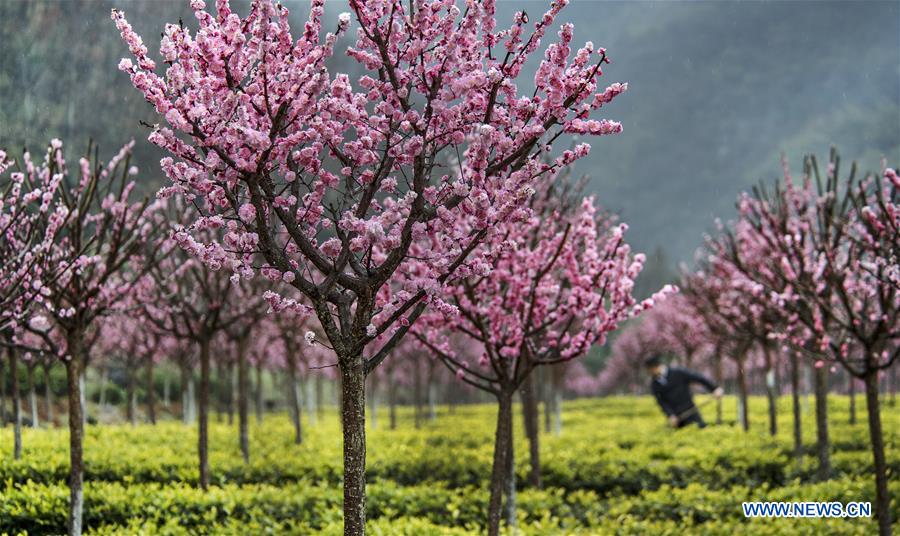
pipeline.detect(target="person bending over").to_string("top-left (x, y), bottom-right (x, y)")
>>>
top-left (644, 355), bottom-right (723, 428)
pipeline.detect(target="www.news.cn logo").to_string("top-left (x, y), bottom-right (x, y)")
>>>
top-left (742, 501), bottom-right (872, 518)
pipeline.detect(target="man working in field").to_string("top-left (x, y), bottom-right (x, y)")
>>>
top-left (645, 355), bottom-right (723, 428)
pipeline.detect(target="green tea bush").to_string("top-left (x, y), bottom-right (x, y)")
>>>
top-left (0, 395), bottom-right (895, 534)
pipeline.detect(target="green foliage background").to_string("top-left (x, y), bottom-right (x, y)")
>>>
top-left (0, 396), bottom-right (896, 534)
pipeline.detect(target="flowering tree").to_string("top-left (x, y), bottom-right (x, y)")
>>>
top-left (707, 151), bottom-right (898, 534)
top-left (136, 216), bottom-right (239, 491)
top-left (415, 182), bottom-right (671, 534)
top-left (14, 140), bottom-right (156, 536)
top-left (113, 0), bottom-right (629, 530)
top-left (223, 279), bottom-right (268, 462)
top-left (0, 144), bottom-right (69, 332)
top-left (0, 142), bottom-right (71, 459)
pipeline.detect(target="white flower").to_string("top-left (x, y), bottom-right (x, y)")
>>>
top-left (304, 331), bottom-right (317, 346)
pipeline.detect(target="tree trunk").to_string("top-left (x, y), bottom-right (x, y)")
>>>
top-left (552, 367), bottom-right (562, 435)
top-left (79, 370), bottom-right (88, 427)
top-left (180, 364), bottom-right (189, 424)
top-left (198, 337), bottom-right (211, 490)
top-left (764, 346), bottom-right (777, 436)
top-left (714, 353), bottom-right (723, 425)
top-left (863, 370), bottom-right (892, 536)
top-left (339, 358), bottom-right (367, 536)
top-left (214, 363), bottom-right (223, 423)
top-left (542, 368), bottom-right (552, 434)
top-left (413, 363), bottom-right (422, 429)
top-left (66, 338), bottom-right (85, 536)
top-left (388, 373), bottom-right (397, 430)
top-left (146, 360), bottom-right (156, 425)
top-left (0, 359), bottom-right (7, 427)
top-left (316, 373), bottom-right (324, 420)
top-left (163, 372), bottom-right (170, 409)
top-left (126, 364), bottom-right (136, 426)
top-left (226, 363), bottom-right (235, 425)
top-left (487, 391), bottom-right (513, 536)
top-left (43, 362), bottom-right (54, 425)
top-left (306, 375), bottom-right (316, 425)
top-left (98, 366), bottom-right (108, 410)
top-left (427, 377), bottom-right (436, 422)
top-left (255, 361), bottom-right (264, 424)
top-left (186, 369), bottom-right (196, 424)
top-left (790, 353), bottom-right (802, 462)
top-left (8, 348), bottom-right (21, 459)
top-left (504, 432), bottom-right (517, 529)
top-left (814, 365), bottom-right (831, 481)
top-left (736, 360), bottom-right (749, 432)
top-left (237, 339), bottom-right (250, 463)
top-left (28, 365), bottom-right (38, 428)
top-left (287, 361), bottom-right (302, 445)
top-left (848, 374), bottom-right (857, 425)
top-left (520, 374), bottom-right (541, 488)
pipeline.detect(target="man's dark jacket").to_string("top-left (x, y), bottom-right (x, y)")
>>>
top-left (650, 367), bottom-right (717, 418)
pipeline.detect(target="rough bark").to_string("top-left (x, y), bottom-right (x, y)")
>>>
top-left (863, 371), bottom-right (892, 536)
top-left (198, 337), bottom-right (211, 490)
top-left (520, 374), bottom-right (541, 488)
top-left (814, 365), bottom-right (831, 481)
top-left (487, 391), bottom-right (513, 536)
top-left (340, 358), bottom-right (367, 536)
top-left (848, 374), bottom-right (857, 425)
top-left (66, 337), bottom-right (85, 536)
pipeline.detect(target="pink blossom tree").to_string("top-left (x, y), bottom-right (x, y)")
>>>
top-left (709, 151), bottom-right (898, 534)
top-left (113, 1), bottom-right (629, 530)
top-left (415, 184), bottom-right (671, 534)
top-left (14, 140), bottom-right (156, 536)
top-left (135, 218), bottom-right (240, 491)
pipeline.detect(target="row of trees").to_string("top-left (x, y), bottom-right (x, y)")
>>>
top-left (598, 150), bottom-right (898, 536)
top-left (0, 1), bottom-right (662, 535)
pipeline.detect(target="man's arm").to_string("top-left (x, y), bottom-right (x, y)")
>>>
top-left (682, 368), bottom-right (718, 392)
top-left (651, 382), bottom-right (675, 416)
